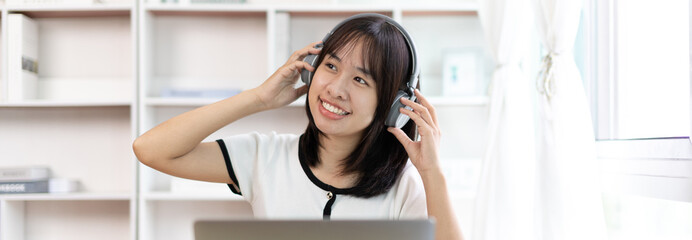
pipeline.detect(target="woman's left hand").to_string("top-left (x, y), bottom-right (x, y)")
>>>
top-left (388, 89), bottom-right (441, 176)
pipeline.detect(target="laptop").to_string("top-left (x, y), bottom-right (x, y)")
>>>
top-left (194, 219), bottom-right (435, 240)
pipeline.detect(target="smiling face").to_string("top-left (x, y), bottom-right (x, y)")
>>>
top-left (308, 40), bottom-right (378, 139)
top-left (300, 16), bottom-right (418, 196)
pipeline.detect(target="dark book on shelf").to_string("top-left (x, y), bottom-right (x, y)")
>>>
top-left (0, 180), bottom-right (49, 194)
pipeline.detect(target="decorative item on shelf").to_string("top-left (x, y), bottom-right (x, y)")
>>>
top-left (442, 47), bottom-right (485, 97)
top-left (160, 87), bottom-right (241, 99)
top-left (0, 166), bottom-right (80, 194)
top-left (7, 13), bottom-right (39, 102)
top-left (49, 178), bottom-right (80, 193)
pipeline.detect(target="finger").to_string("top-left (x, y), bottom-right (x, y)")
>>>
top-left (305, 40), bottom-right (323, 49)
top-left (306, 41), bottom-right (323, 54)
top-left (301, 40), bottom-right (323, 56)
top-left (286, 60), bottom-right (315, 73)
top-left (399, 106), bottom-right (434, 136)
top-left (400, 97), bottom-right (434, 127)
top-left (388, 127), bottom-right (414, 146)
top-left (290, 41), bottom-right (323, 62)
top-left (414, 89), bottom-right (438, 127)
top-left (278, 61), bottom-right (313, 80)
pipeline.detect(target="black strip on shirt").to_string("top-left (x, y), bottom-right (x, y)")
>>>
top-left (216, 139), bottom-right (242, 195)
top-left (323, 194), bottom-right (336, 220)
top-left (297, 143), bottom-right (357, 195)
top-left (298, 136), bottom-right (362, 219)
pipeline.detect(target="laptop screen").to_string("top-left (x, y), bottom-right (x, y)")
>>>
top-left (194, 219), bottom-right (435, 240)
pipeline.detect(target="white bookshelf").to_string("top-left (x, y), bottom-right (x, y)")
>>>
top-left (0, 1), bottom-right (489, 240)
top-left (0, 2), bottom-right (138, 240)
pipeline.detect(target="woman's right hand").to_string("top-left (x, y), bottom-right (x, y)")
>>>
top-left (252, 41), bottom-right (322, 110)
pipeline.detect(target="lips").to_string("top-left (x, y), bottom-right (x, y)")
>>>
top-left (318, 97), bottom-right (350, 120)
top-left (322, 100), bottom-right (348, 115)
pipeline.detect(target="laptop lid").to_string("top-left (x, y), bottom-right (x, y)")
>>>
top-left (194, 219), bottom-right (435, 240)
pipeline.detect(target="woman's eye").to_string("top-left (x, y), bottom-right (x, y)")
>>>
top-left (326, 63), bottom-right (337, 71)
top-left (355, 77), bottom-right (367, 85)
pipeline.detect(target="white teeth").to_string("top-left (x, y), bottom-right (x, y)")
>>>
top-left (322, 100), bottom-right (348, 115)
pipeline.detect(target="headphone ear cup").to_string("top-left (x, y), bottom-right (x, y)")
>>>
top-left (385, 90), bottom-right (412, 129)
top-left (301, 54), bottom-right (320, 86)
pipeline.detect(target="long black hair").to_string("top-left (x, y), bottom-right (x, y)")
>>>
top-left (299, 15), bottom-right (418, 198)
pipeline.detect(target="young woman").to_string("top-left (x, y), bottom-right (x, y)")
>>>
top-left (133, 14), bottom-right (462, 240)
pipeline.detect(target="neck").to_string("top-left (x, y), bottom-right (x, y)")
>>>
top-left (317, 133), bottom-right (361, 174)
top-left (309, 133), bottom-right (363, 189)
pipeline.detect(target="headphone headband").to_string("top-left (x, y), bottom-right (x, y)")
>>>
top-left (322, 13), bottom-right (420, 91)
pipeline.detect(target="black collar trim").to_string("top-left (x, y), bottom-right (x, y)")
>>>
top-left (298, 136), bottom-right (358, 195)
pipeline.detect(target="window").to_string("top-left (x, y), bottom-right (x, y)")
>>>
top-left (586, 0), bottom-right (692, 239)
top-left (592, 0), bottom-right (689, 140)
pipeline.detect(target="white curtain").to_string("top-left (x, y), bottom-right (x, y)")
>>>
top-left (473, 0), bottom-right (536, 239)
top-left (533, 0), bottom-right (607, 239)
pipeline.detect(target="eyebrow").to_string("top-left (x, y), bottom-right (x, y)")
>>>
top-left (327, 53), bottom-right (373, 78)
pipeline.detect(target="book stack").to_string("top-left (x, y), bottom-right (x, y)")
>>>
top-left (0, 167), bottom-right (79, 194)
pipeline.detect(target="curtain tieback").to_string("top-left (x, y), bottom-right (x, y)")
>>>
top-left (536, 52), bottom-right (558, 99)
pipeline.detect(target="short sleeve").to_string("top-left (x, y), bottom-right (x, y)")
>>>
top-left (216, 132), bottom-right (270, 203)
top-left (216, 131), bottom-right (298, 204)
top-left (396, 163), bottom-right (428, 219)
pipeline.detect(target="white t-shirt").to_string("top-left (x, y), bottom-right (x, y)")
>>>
top-left (216, 131), bottom-right (428, 220)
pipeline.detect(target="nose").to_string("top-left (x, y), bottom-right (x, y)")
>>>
top-left (325, 73), bottom-right (350, 100)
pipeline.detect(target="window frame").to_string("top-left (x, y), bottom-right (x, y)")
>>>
top-left (589, 0), bottom-right (692, 202)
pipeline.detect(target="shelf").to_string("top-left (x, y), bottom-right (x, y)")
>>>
top-left (6, 3), bottom-right (133, 11)
top-left (143, 192), bottom-right (244, 201)
top-left (0, 192), bottom-right (131, 201)
top-left (143, 13), bottom-right (268, 95)
top-left (0, 100), bottom-right (132, 107)
top-left (143, 3), bottom-right (480, 13)
top-left (276, 5), bottom-right (394, 13)
top-left (6, 3), bottom-right (133, 17)
top-left (145, 3), bottom-right (267, 16)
